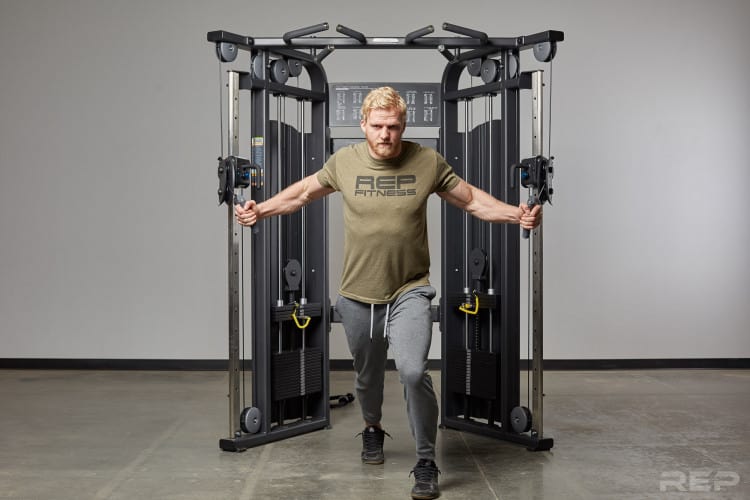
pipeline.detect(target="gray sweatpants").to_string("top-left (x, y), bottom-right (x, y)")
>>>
top-left (336, 285), bottom-right (439, 461)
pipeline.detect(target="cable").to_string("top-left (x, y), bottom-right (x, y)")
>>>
top-left (463, 97), bottom-right (471, 351)
top-left (218, 61), bottom-right (225, 159)
top-left (548, 60), bottom-right (553, 159)
top-left (241, 214), bottom-right (246, 409)
top-left (527, 239), bottom-right (532, 407)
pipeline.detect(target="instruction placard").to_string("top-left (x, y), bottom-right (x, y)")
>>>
top-left (329, 83), bottom-right (440, 127)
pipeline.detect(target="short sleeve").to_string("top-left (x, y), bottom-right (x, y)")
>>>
top-left (433, 152), bottom-right (460, 193)
top-left (316, 154), bottom-right (340, 191)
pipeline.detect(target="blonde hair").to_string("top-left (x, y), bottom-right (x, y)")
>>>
top-left (360, 86), bottom-right (407, 123)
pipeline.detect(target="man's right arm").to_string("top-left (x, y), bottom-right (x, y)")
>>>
top-left (235, 173), bottom-right (334, 227)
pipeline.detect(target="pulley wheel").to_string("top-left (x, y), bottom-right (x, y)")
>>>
top-left (252, 55), bottom-right (265, 79)
top-left (217, 159), bottom-right (229, 205)
top-left (511, 406), bottom-right (532, 433)
top-left (505, 53), bottom-right (519, 79)
top-left (533, 41), bottom-right (557, 63)
top-left (270, 59), bottom-right (289, 84)
top-left (216, 42), bottom-right (238, 63)
top-left (466, 58), bottom-right (483, 77)
top-left (480, 59), bottom-right (500, 83)
top-left (288, 59), bottom-right (303, 77)
top-left (284, 259), bottom-right (302, 291)
top-left (240, 406), bottom-right (262, 434)
top-left (469, 247), bottom-right (487, 279)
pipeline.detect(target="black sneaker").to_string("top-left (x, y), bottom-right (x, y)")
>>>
top-left (410, 459), bottom-right (441, 499)
top-left (356, 425), bottom-right (391, 464)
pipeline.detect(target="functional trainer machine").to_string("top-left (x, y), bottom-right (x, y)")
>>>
top-left (208, 22), bottom-right (561, 452)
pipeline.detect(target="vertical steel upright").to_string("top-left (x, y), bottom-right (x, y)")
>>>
top-left (226, 71), bottom-right (242, 440)
top-left (529, 70), bottom-right (546, 440)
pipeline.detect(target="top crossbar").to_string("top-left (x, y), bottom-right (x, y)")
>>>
top-left (207, 22), bottom-right (563, 52)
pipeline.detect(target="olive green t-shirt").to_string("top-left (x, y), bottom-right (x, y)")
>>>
top-left (317, 141), bottom-right (460, 304)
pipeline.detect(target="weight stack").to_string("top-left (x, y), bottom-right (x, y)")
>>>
top-left (271, 348), bottom-right (323, 401)
top-left (446, 348), bottom-right (499, 400)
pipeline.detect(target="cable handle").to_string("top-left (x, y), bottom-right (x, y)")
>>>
top-left (233, 192), bottom-right (246, 207)
top-left (523, 194), bottom-right (538, 240)
top-left (233, 192), bottom-right (260, 235)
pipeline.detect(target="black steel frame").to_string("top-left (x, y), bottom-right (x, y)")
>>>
top-left (209, 22), bottom-right (562, 453)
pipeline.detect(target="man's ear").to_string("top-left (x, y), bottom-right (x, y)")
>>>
top-left (360, 117), bottom-right (366, 134)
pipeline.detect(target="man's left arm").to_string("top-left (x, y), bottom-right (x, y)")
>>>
top-left (437, 179), bottom-right (542, 229)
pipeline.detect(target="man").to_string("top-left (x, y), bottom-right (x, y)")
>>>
top-left (235, 86), bottom-right (541, 500)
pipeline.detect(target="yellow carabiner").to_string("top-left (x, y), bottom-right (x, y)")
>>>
top-left (291, 303), bottom-right (312, 329)
top-left (458, 293), bottom-right (480, 315)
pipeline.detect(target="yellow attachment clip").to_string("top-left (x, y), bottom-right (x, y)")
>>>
top-left (458, 292), bottom-right (480, 315)
top-left (291, 303), bottom-right (311, 329)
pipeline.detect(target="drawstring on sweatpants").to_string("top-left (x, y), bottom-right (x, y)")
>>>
top-left (368, 303), bottom-right (392, 342)
top-left (383, 303), bottom-right (390, 339)
top-left (369, 304), bottom-right (375, 341)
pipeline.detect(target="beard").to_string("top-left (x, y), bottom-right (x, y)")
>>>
top-left (371, 140), bottom-right (399, 159)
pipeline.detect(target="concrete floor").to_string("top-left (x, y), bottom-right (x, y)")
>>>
top-left (0, 369), bottom-right (748, 500)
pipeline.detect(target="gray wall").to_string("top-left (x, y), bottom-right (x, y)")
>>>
top-left (1, 0), bottom-right (748, 361)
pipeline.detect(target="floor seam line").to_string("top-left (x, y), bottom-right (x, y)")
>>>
top-left (459, 431), bottom-right (501, 500)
